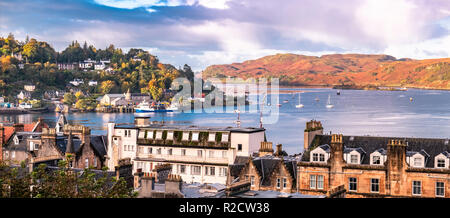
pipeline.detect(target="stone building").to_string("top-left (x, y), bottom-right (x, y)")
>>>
top-left (298, 120), bottom-right (450, 198)
top-left (2, 119), bottom-right (107, 170)
top-left (228, 142), bottom-right (298, 193)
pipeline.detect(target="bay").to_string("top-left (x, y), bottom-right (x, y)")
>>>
top-left (2, 88), bottom-right (450, 155)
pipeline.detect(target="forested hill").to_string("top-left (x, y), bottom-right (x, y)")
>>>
top-left (0, 34), bottom-right (195, 101)
top-left (202, 53), bottom-right (450, 90)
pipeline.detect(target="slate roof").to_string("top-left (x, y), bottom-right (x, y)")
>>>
top-left (305, 134), bottom-right (450, 168)
top-left (252, 156), bottom-right (283, 187)
top-left (90, 135), bottom-right (107, 157)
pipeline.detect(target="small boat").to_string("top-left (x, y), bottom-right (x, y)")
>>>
top-left (315, 97), bottom-right (320, 102)
top-left (326, 94), bottom-right (334, 108)
top-left (277, 103), bottom-right (282, 107)
top-left (337, 90), bottom-right (341, 95)
top-left (135, 100), bottom-right (177, 113)
top-left (410, 97), bottom-right (413, 102)
top-left (283, 100), bottom-right (289, 103)
top-left (295, 93), bottom-right (304, 108)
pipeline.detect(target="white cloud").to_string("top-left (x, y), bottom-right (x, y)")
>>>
top-left (94, 0), bottom-right (231, 9)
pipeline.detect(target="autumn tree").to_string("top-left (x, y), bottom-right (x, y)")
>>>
top-left (100, 80), bottom-right (115, 94)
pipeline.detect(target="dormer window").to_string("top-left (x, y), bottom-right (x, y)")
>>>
top-left (208, 133), bottom-right (216, 142)
top-left (372, 156), bottom-right (381, 165)
top-left (155, 131), bottom-right (162, 140)
top-left (182, 132), bottom-right (190, 141)
top-left (167, 131), bottom-right (174, 140)
top-left (146, 131), bottom-right (154, 139)
top-left (350, 155), bottom-right (358, 164)
top-left (437, 159), bottom-right (446, 168)
top-left (138, 130), bottom-right (145, 139)
top-left (192, 132), bottom-right (199, 141)
top-left (319, 154), bottom-right (325, 162)
top-left (414, 157), bottom-right (422, 167)
top-left (313, 153), bottom-right (318, 161)
top-left (221, 133), bottom-right (229, 142)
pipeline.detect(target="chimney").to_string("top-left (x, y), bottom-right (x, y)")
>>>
top-left (134, 169), bottom-right (144, 189)
top-left (304, 120), bottom-right (323, 151)
top-left (138, 172), bottom-right (156, 198)
top-left (135, 117), bottom-right (150, 127)
top-left (386, 139), bottom-right (407, 196)
top-left (329, 134), bottom-right (345, 189)
top-left (275, 144), bottom-right (283, 157)
top-left (259, 142), bottom-right (274, 157)
top-left (165, 174), bottom-right (183, 197)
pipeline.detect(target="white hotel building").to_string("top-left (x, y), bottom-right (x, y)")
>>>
top-left (106, 117), bottom-right (266, 184)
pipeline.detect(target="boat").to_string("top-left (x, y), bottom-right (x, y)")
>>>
top-left (277, 103), bottom-right (282, 107)
top-left (326, 94), bottom-right (334, 108)
top-left (283, 100), bottom-right (289, 103)
top-left (410, 97), bottom-right (413, 102)
top-left (337, 90), bottom-right (341, 95)
top-left (295, 93), bottom-right (304, 108)
top-left (135, 100), bottom-right (177, 113)
top-left (315, 97), bottom-right (320, 102)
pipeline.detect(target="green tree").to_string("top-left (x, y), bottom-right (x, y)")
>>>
top-left (63, 92), bottom-right (76, 105)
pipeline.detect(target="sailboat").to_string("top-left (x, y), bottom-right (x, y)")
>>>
top-left (326, 94), bottom-right (334, 108)
top-left (295, 93), bottom-right (304, 108)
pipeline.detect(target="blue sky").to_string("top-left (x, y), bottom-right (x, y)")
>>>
top-left (0, 0), bottom-right (449, 71)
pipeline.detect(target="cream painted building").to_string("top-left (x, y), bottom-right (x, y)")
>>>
top-left (106, 117), bottom-right (266, 184)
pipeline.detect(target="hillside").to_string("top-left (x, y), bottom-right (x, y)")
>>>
top-left (202, 53), bottom-right (450, 90)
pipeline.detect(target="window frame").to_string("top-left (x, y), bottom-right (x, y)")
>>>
top-left (412, 180), bottom-right (422, 196)
top-left (370, 178), bottom-right (380, 193)
top-left (349, 177), bottom-right (357, 192)
top-left (436, 182), bottom-right (445, 197)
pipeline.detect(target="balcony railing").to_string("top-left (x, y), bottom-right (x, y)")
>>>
top-left (136, 153), bottom-right (228, 164)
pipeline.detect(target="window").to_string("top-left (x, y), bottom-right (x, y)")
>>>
top-left (350, 155), bottom-right (358, 164)
top-left (148, 147), bottom-right (152, 154)
top-left (209, 151), bottom-right (214, 158)
top-left (349, 178), bottom-right (357, 192)
top-left (181, 149), bottom-right (186, 156)
top-left (197, 150), bottom-right (203, 157)
top-left (436, 182), bottom-right (445, 197)
top-left (5, 151), bottom-right (8, 158)
top-left (192, 132), bottom-right (199, 141)
top-left (155, 131), bottom-right (163, 140)
top-left (373, 156), bottom-right (381, 165)
top-left (210, 167), bottom-right (215, 176)
top-left (221, 133), bottom-right (229, 142)
top-left (167, 131), bottom-right (174, 140)
top-left (283, 178), bottom-right (287, 189)
top-left (222, 151), bottom-right (227, 158)
top-left (85, 158), bottom-right (89, 168)
top-left (34, 143), bottom-right (39, 150)
top-left (310, 175), bottom-right (316, 189)
top-left (208, 133), bottom-right (216, 142)
top-left (11, 151), bottom-right (15, 159)
top-left (437, 159), bottom-right (446, 168)
top-left (138, 130), bottom-right (145, 139)
top-left (157, 148), bottom-right (161, 155)
top-left (238, 144), bottom-right (242, 151)
top-left (93, 158), bottom-right (97, 168)
top-left (319, 154), bottom-right (325, 162)
top-left (414, 157), bottom-right (422, 167)
top-left (313, 153), bottom-right (318, 162)
top-left (146, 131), bottom-right (154, 139)
top-left (182, 132), bottom-right (190, 141)
top-left (250, 176), bottom-right (255, 186)
top-left (412, 181), bottom-right (421, 195)
top-left (276, 178), bottom-right (281, 188)
top-left (168, 149), bottom-right (172, 155)
top-left (180, 165), bottom-right (186, 174)
top-left (317, 175), bottom-right (324, 189)
top-left (371, 178), bottom-right (380, 193)
top-left (191, 166), bottom-right (201, 175)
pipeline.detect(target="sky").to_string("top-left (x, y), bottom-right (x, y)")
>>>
top-left (0, 0), bottom-right (449, 71)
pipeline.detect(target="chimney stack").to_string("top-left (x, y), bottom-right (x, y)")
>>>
top-left (165, 174), bottom-right (183, 196)
top-left (386, 139), bottom-right (407, 196)
top-left (13, 123), bottom-right (24, 132)
top-left (138, 172), bottom-right (156, 198)
top-left (135, 117), bottom-right (150, 127)
top-left (259, 141), bottom-right (274, 157)
top-left (304, 120), bottom-right (323, 151)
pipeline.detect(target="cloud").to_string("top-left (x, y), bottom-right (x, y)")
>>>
top-left (0, 0), bottom-right (449, 72)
